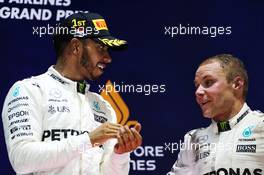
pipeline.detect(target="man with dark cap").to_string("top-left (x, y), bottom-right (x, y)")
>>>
top-left (2, 12), bottom-right (142, 175)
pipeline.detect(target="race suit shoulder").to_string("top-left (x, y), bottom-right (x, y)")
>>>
top-left (167, 103), bottom-right (264, 175)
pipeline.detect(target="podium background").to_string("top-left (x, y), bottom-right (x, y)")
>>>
top-left (1, 1), bottom-right (264, 174)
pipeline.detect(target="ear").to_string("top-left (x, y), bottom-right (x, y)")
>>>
top-left (232, 76), bottom-right (244, 90)
top-left (69, 38), bottom-right (82, 55)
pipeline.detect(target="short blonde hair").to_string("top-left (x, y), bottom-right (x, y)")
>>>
top-left (200, 54), bottom-right (248, 100)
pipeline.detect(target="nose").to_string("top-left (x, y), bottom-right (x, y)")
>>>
top-left (195, 85), bottom-right (205, 97)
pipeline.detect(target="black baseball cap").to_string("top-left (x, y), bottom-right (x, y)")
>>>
top-left (53, 12), bottom-right (128, 50)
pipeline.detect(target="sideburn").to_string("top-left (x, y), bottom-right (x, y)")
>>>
top-left (80, 47), bottom-right (90, 68)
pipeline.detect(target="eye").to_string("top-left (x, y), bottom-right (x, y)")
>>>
top-left (203, 79), bottom-right (215, 88)
top-left (96, 44), bottom-right (108, 53)
top-left (97, 44), bottom-right (103, 50)
top-left (194, 82), bottom-right (199, 88)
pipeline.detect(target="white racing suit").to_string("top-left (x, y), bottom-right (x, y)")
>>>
top-left (167, 103), bottom-right (264, 175)
top-left (2, 66), bottom-right (130, 175)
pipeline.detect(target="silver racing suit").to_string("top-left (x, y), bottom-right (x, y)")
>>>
top-left (2, 66), bottom-right (130, 175)
top-left (167, 103), bottom-right (264, 175)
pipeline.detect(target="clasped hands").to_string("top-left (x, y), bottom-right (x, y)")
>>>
top-left (89, 122), bottom-right (142, 154)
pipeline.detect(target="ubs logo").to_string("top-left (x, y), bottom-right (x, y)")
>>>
top-left (48, 105), bottom-right (70, 114)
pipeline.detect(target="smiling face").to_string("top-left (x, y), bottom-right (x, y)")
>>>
top-left (194, 61), bottom-right (238, 121)
top-left (79, 39), bottom-right (111, 80)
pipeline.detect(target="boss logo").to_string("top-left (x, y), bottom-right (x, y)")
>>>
top-left (94, 114), bottom-right (107, 123)
top-left (196, 151), bottom-right (210, 160)
top-left (236, 144), bottom-right (256, 153)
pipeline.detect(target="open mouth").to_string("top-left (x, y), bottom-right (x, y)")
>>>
top-left (96, 62), bottom-right (106, 71)
top-left (202, 101), bottom-right (208, 105)
top-left (201, 101), bottom-right (210, 107)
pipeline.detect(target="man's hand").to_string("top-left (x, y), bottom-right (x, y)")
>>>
top-left (89, 122), bottom-right (121, 146)
top-left (114, 123), bottom-right (142, 154)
